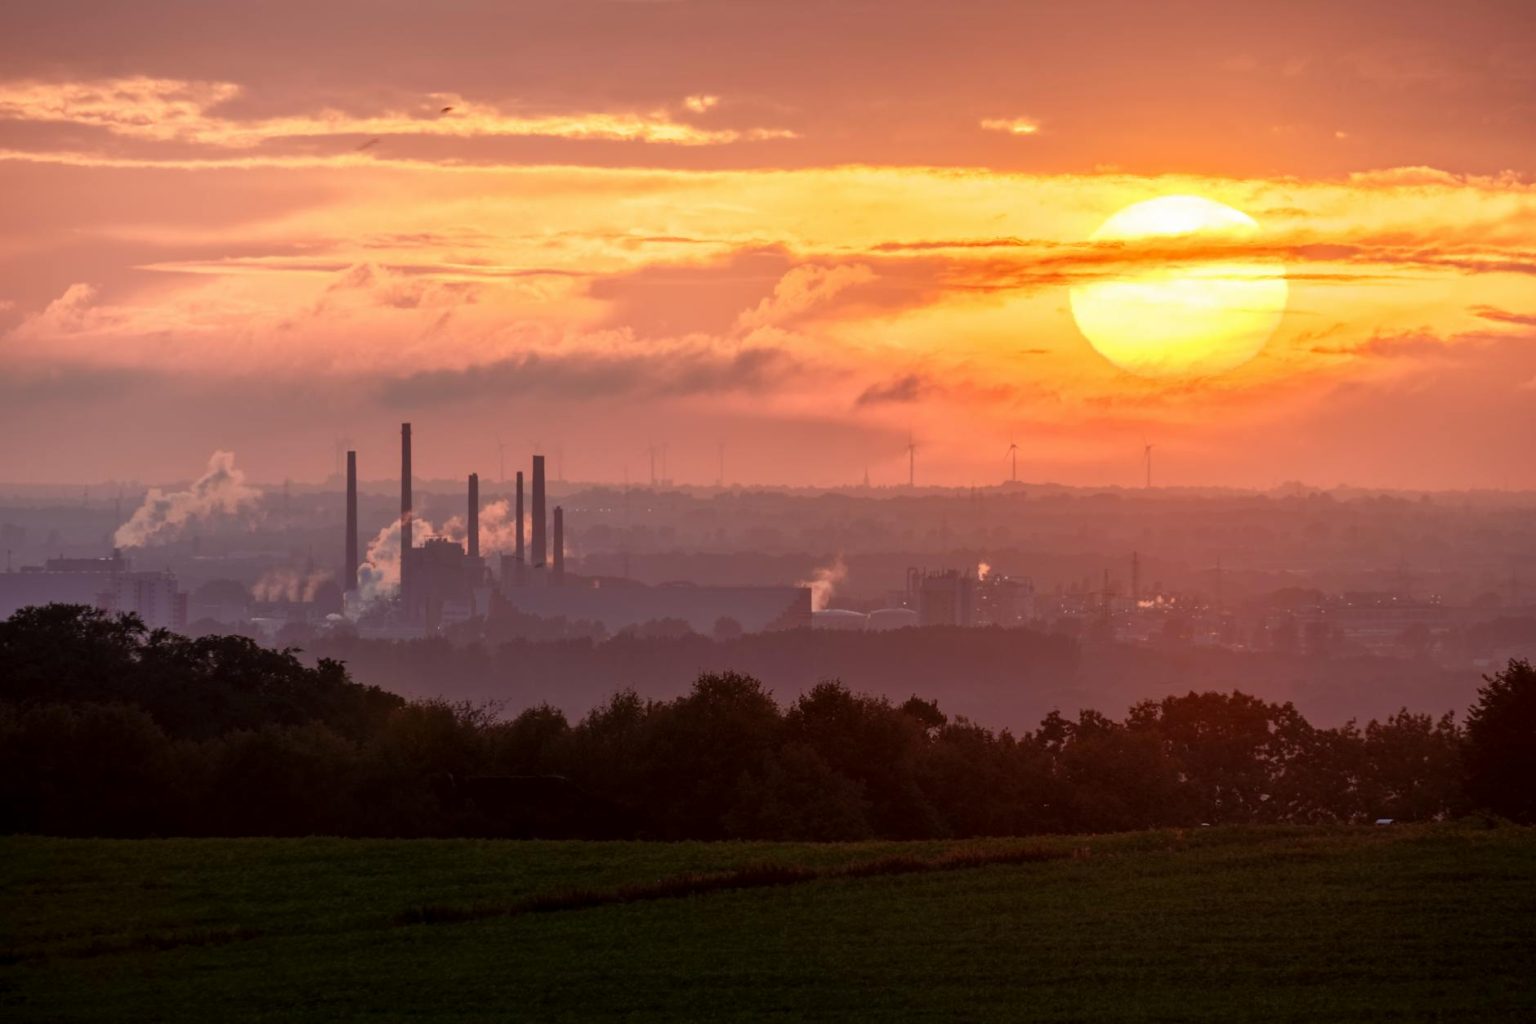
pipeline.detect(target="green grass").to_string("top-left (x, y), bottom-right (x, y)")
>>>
top-left (3, 825), bottom-right (1533, 1022)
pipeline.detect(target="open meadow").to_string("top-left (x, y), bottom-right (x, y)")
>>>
top-left (3, 824), bottom-right (1533, 1022)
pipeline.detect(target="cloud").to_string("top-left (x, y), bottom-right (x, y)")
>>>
top-left (735, 264), bottom-right (876, 330)
top-left (378, 344), bottom-right (801, 406)
top-left (314, 262), bottom-right (479, 313)
top-left (0, 364), bottom-right (154, 405)
top-left (1474, 306), bottom-right (1536, 328)
top-left (17, 282), bottom-right (99, 335)
top-left (0, 76), bottom-right (797, 150)
top-left (1309, 332), bottom-right (1455, 359)
top-left (980, 116), bottom-right (1041, 136)
top-left (856, 373), bottom-right (934, 407)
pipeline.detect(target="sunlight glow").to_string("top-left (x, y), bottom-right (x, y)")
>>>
top-left (1069, 195), bottom-right (1289, 378)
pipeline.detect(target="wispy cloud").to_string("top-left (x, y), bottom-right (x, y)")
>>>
top-left (0, 77), bottom-right (796, 149)
top-left (980, 116), bottom-right (1041, 136)
top-left (856, 373), bottom-right (934, 406)
top-left (378, 345), bottom-right (802, 406)
top-left (1473, 305), bottom-right (1536, 327)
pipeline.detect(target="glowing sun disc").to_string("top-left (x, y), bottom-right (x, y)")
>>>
top-left (1069, 195), bottom-right (1288, 378)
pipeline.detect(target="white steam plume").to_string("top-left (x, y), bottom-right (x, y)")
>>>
top-left (797, 555), bottom-right (847, 612)
top-left (354, 515), bottom-right (442, 612)
top-left (252, 567), bottom-right (334, 603)
top-left (114, 450), bottom-right (257, 548)
top-left (473, 498), bottom-right (529, 553)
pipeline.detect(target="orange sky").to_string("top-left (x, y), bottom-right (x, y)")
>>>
top-left (2, 0), bottom-right (1534, 489)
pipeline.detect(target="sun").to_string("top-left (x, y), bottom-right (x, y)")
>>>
top-left (1069, 195), bottom-right (1288, 378)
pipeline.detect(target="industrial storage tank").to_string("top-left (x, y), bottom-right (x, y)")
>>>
top-left (866, 607), bottom-right (919, 631)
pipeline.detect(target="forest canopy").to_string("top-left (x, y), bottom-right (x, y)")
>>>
top-left (1, 605), bottom-right (1529, 839)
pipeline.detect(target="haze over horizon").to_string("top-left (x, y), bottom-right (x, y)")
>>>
top-left (3, 0), bottom-right (1535, 490)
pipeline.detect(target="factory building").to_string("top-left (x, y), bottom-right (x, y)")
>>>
top-left (0, 551), bottom-right (187, 631)
top-left (911, 569), bottom-right (975, 627)
top-left (345, 423), bottom-right (813, 636)
top-left (901, 567), bottom-right (1034, 628)
top-left (976, 573), bottom-right (1034, 626)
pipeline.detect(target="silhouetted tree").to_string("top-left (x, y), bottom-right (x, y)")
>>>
top-left (726, 743), bottom-right (872, 840)
top-left (0, 605), bottom-right (1500, 840)
top-left (1463, 659), bottom-right (1536, 822)
top-left (785, 682), bottom-right (939, 837)
top-left (635, 672), bottom-right (781, 838)
top-left (0, 604), bottom-right (401, 739)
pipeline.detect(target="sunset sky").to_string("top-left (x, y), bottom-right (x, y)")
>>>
top-left (3, 0), bottom-right (1534, 489)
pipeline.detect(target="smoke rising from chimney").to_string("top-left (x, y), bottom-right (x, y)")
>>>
top-left (252, 567), bottom-right (334, 603)
top-left (440, 498), bottom-right (526, 554)
top-left (797, 554), bottom-right (847, 612)
top-left (352, 501), bottom-right (533, 613)
top-left (355, 514), bottom-right (442, 612)
top-left (113, 450), bottom-right (257, 547)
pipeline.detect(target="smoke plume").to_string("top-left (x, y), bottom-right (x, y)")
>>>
top-left (251, 567), bottom-right (334, 603)
top-left (797, 555), bottom-right (847, 612)
top-left (443, 498), bottom-right (527, 554)
top-left (113, 450), bottom-right (257, 547)
top-left (354, 514), bottom-right (442, 612)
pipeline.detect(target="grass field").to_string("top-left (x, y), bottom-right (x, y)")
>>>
top-left (3, 825), bottom-right (1534, 1022)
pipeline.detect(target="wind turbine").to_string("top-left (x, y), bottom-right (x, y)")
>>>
top-left (906, 434), bottom-right (919, 488)
top-left (1144, 443), bottom-right (1154, 489)
top-left (1007, 442), bottom-right (1019, 484)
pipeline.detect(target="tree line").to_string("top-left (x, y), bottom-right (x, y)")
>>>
top-left (1, 604), bottom-right (1530, 839)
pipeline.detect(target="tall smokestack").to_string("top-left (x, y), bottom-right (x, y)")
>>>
top-left (401, 423), bottom-right (412, 600)
top-left (345, 450), bottom-right (358, 591)
top-left (514, 470), bottom-right (525, 586)
top-left (467, 473), bottom-right (480, 560)
top-left (532, 455), bottom-right (547, 568)
top-left (552, 506), bottom-right (564, 585)
top-left (515, 472), bottom-right (524, 562)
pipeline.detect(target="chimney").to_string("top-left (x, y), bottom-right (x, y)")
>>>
top-left (552, 505), bottom-right (564, 585)
top-left (515, 471), bottom-right (524, 562)
top-left (345, 450), bottom-right (358, 591)
top-left (514, 470), bottom-right (525, 586)
top-left (401, 423), bottom-right (412, 600)
top-left (531, 455), bottom-right (547, 568)
top-left (467, 473), bottom-right (480, 560)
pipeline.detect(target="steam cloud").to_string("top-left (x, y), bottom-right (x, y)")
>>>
top-left (798, 555), bottom-right (847, 612)
top-left (354, 515), bottom-right (443, 612)
top-left (351, 500), bottom-right (534, 615)
top-left (439, 498), bottom-right (527, 555)
top-left (113, 450), bottom-right (257, 547)
top-left (251, 567), bottom-right (334, 603)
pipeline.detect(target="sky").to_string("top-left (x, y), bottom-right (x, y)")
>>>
top-left (2, 0), bottom-right (1534, 490)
